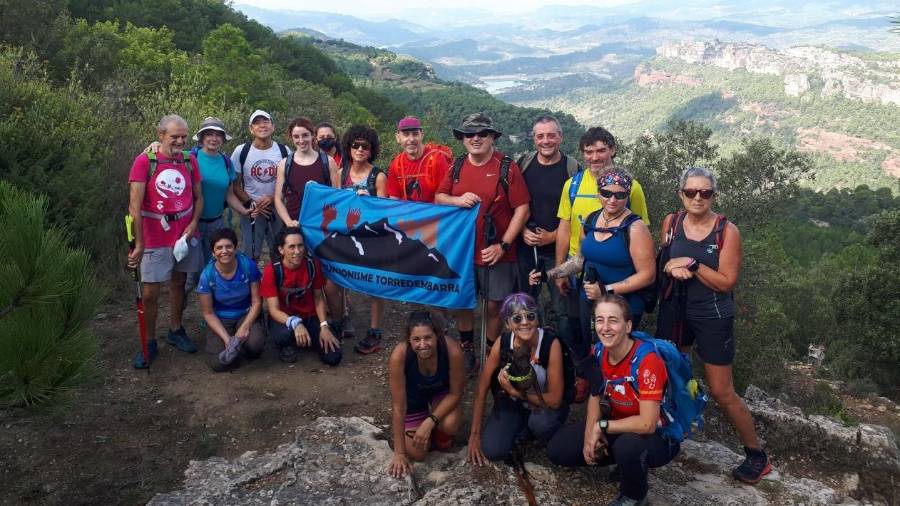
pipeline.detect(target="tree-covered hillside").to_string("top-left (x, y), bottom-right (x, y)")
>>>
top-left (505, 55), bottom-right (900, 192)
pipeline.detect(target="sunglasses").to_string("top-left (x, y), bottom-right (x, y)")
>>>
top-left (511, 312), bottom-right (538, 324)
top-left (682, 188), bottom-right (715, 199)
top-left (463, 131), bottom-right (492, 139)
top-left (351, 141), bottom-right (371, 151)
top-left (599, 189), bottom-right (628, 200)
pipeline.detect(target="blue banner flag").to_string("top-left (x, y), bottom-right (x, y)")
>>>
top-left (299, 182), bottom-right (478, 310)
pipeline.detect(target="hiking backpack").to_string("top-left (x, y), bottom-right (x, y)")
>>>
top-left (272, 257), bottom-right (317, 308)
top-left (450, 154), bottom-right (512, 196)
top-left (340, 162), bottom-right (383, 195)
top-left (594, 330), bottom-right (708, 443)
top-left (494, 329), bottom-right (578, 404)
top-left (238, 141), bottom-right (290, 170)
top-left (515, 152), bottom-right (581, 178)
top-left (285, 150), bottom-right (331, 194)
top-left (582, 211), bottom-right (658, 313)
top-left (657, 211), bottom-right (728, 302)
top-left (188, 146), bottom-right (235, 181)
top-left (202, 253), bottom-right (253, 295)
top-left (146, 150), bottom-right (197, 183)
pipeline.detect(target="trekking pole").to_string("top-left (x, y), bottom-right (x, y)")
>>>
top-left (125, 215), bottom-right (150, 372)
top-left (481, 216), bottom-right (497, 371)
top-left (511, 449), bottom-right (538, 506)
top-left (249, 202), bottom-right (257, 261)
top-left (526, 220), bottom-right (541, 300)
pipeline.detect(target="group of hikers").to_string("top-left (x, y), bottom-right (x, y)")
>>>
top-left (126, 109), bottom-right (770, 506)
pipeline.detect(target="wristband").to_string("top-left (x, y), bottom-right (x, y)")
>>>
top-left (604, 284), bottom-right (615, 294)
top-left (687, 259), bottom-right (700, 272)
top-left (320, 321), bottom-right (329, 328)
top-left (286, 316), bottom-right (303, 330)
top-left (428, 414), bottom-right (440, 427)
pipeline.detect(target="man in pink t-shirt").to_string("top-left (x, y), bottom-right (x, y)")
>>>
top-left (126, 114), bottom-right (204, 368)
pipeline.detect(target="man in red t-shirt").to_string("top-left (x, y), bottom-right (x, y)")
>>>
top-left (260, 226), bottom-right (341, 365)
top-left (127, 114), bottom-right (204, 369)
top-left (386, 116), bottom-right (452, 203)
top-left (435, 112), bottom-right (531, 373)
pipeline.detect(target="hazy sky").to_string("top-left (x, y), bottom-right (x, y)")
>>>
top-left (235, 0), bottom-right (641, 18)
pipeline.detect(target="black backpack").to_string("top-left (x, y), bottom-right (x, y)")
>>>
top-left (493, 329), bottom-right (577, 405)
top-left (583, 211), bottom-right (658, 313)
top-left (238, 141), bottom-right (290, 170)
top-left (340, 162), bottom-right (383, 195)
top-left (450, 154), bottom-right (512, 196)
top-left (272, 257), bottom-right (317, 308)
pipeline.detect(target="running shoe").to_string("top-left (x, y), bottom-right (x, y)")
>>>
top-left (278, 345), bottom-right (298, 363)
top-left (166, 327), bottom-right (197, 353)
top-left (732, 446), bottom-right (771, 484)
top-left (608, 494), bottom-right (648, 506)
top-left (354, 328), bottom-right (383, 354)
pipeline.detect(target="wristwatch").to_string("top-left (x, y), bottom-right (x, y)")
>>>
top-left (428, 414), bottom-right (440, 426)
top-left (687, 259), bottom-right (700, 272)
top-left (499, 241), bottom-right (510, 251)
top-left (598, 419), bottom-right (609, 434)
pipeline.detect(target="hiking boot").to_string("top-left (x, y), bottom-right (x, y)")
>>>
top-left (341, 315), bottom-right (355, 339)
top-left (462, 341), bottom-right (480, 378)
top-left (278, 345), bottom-right (298, 363)
top-left (732, 446), bottom-right (771, 484)
top-left (608, 493), bottom-right (648, 506)
top-left (355, 328), bottom-right (383, 355)
top-left (166, 327), bottom-right (197, 353)
top-left (219, 336), bottom-right (242, 366)
top-left (132, 340), bottom-right (159, 369)
top-left (574, 377), bottom-right (590, 404)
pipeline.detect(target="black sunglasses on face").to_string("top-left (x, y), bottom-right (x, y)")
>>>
top-left (599, 189), bottom-right (629, 200)
top-left (351, 141), bottom-right (371, 150)
top-left (682, 188), bottom-right (715, 199)
top-left (463, 131), bottom-right (491, 139)
top-left (511, 312), bottom-right (538, 324)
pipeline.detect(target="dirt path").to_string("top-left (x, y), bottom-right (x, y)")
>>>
top-left (0, 294), bottom-right (433, 505)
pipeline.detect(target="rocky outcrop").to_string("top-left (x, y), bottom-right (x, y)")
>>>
top-left (658, 40), bottom-right (900, 106)
top-left (634, 63), bottom-right (701, 88)
top-left (152, 415), bottom-right (879, 505)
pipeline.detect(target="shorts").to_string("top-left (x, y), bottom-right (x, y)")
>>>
top-left (404, 391), bottom-right (448, 430)
top-left (141, 243), bottom-right (203, 283)
top-left (475, 262), bottom-right (517, 302)
top-left (656, 305), bottom-right (735, 366)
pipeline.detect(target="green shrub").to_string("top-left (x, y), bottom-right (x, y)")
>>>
top-left (0, 182), bottom-right (103, 408)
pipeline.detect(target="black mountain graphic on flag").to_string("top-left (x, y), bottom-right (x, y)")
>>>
top-left (315, 218), bottom-right (459, 279)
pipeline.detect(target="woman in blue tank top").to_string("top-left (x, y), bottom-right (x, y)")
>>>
top-left (656, 166), bottom-right (771, 485)
top-left (577, 168), bottom-right (655, 343)
top-left (387, 311), bottom-right (464, 478)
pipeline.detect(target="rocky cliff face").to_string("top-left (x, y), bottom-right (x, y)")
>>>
top-left (658, 40), bottom-right (900, 106)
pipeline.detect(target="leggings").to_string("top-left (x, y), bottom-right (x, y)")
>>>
top-left (267, 316), bottom-right (342, 366)
top-left (548, 423), bottom-right (679, 501)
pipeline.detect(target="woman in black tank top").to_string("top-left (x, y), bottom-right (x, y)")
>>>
top-left (274, 116), bottom-right (338, 227)
top-left (657, 167), bottom-right (771, 485)
top-left (387, 311), bottom-right (464, 478)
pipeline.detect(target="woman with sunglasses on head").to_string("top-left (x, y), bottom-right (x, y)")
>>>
top-left (387, 310), bottom-right (465, 478)
top-left (467, 293), bottom-right (569, 465)
top-left (578, 168), bottom-right (655, 335)
top-left (335, 125), bottom-right (389, 356)
top-left (274, 116), bottom-right (340, 228)
top-left (548, 294), bottom-right (679, 506)
top-left (656, 167), bottom-right (770, 485)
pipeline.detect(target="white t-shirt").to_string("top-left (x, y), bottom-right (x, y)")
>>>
top-left (231, 142), bottom-right (291, 201)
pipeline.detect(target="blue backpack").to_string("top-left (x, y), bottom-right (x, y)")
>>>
top-left (594, 330), bottom-right (707, 443)
top-left (202, 253), bottom-right (253, 297)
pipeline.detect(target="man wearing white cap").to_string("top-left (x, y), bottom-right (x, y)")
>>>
top-left (231, 110), bottom-right (291, 262)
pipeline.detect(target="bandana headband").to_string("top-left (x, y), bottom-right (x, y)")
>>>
top-left (598, 170), bottom-right (632, 192)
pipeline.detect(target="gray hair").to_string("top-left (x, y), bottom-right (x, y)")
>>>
top-left (679, 166), bottom-right (718, 192)
top-left (158, 114), bottom-right (188, 133)
top-left (532, 115), bottom-right (562, 135)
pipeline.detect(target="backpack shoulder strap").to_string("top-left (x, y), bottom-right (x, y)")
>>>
top-left (498, 155), bottom-right (512, 196)
top-left (627, 336), bottom-right (658, 391)
top-left (202, 260), bottom-right (217, 293)
top-left (713, 215), bottom-right (728, 251)
top-left (146, 152), bottom-right (158, 182)
top-left (568, 169), bottom-right (586, 204)
top-left (319, 150), bottom-right (331, 184)
top-left (620, 213), bottom-right (643, 249)
top-left (367, 166), bottom-right (382, 195)
top-left (537, 328), bottom-right (557, 368)
top-left (517, 152), bottom-right (536, 175)
top-left (277, 143), bottom-right (289, 160)
top-left (499, 331), bottom-right (512, 365)
top-left (450, 155), bottom-right (466, 185)
top-left (664, 211), bottom-right (687, 246)
top-left (273, 261), bottom-right (284, 290)
top-left (221, 153), bottom-right (235, 180)
top-left (340, 164), bottom-right (351, 189)
top-left (239, 142), bottom-right (251, 170)
top-left (235, 253), bottom-right (253, 283)
top-left (565, 155), bottom-right (582, 178)
top-left (306, 256), bottom-right (317, 290)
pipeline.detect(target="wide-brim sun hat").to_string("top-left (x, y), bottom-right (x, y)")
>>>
top-left (452, 112), bottom-right (502, 140)
top-left (193, 116), bottom-right (232, 141)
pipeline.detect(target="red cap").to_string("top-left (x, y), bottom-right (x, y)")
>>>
top-left (397, 116), bottom-right (422, 131)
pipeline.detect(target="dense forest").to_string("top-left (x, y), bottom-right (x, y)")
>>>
top-left (0, 0), bottom-right (898, 408)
